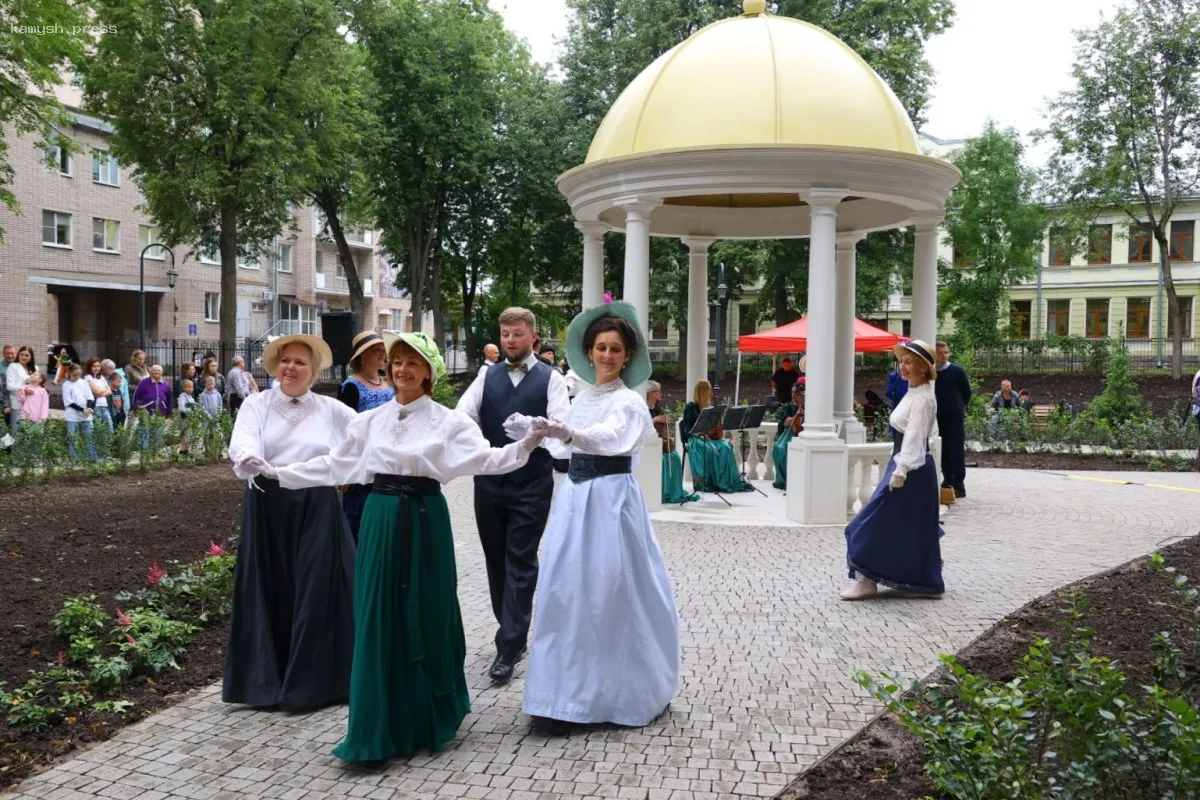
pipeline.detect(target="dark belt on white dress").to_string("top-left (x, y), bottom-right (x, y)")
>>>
top-left (567, 454), bottom-right (632, 484)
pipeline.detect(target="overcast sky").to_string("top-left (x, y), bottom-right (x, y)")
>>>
top-left (493, 0), bottom-right (1124, 162)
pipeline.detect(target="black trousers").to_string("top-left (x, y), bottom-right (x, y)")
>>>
top-left (474, 474), bottom-right (553, 658)
top-left (937, 412), bottom-right (966, 489)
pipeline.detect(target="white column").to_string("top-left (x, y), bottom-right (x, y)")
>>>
top-left (681, 236), bottom-right (715, 397)
top-left (835, 232), bottom-right (867, 444)
top-left (578, 221), bottom-right (607, 309)
top-left (787, 189), bottom-right (849, 525)
top-left (798, 190), bottom-right (845, 439)
top-left (911, 214), bottom-right (942, 346)
top-left (616, 197), bottom-right (661, 336)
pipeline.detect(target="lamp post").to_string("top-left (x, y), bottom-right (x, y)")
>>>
top-left (140, 244), bottom-right (177, 352)
top-left (714, 263), bottom-right (728, 397)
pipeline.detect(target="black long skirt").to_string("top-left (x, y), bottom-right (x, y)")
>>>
top-left (223, 479), bottom-right (356, 709)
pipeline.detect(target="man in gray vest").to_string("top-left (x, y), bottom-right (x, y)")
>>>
top-left (458, 307), bottom-right (570, 683)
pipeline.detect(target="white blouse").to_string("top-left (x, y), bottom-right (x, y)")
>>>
top-left (228, 386), bottom-right (356, 480)
top-left (275, 394), bottom-right (534, 490)
top-left (61, 378), bottom-right (95, 423)
top-left (889, 381), bottom-right (937, 479)
top-left (6, 362), bottom-right (34, 403)
top-left (545, 380), bottom-right (655, 462)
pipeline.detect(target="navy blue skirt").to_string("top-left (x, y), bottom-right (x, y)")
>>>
top-left (844, 448), bottom-right (944, 596)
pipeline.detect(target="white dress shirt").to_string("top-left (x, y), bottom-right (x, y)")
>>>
top-left (228, 386), bottom-right (357, 480)
top-left (276, 394), bottom-right (533, 489)
top-left (889, 382), bottom-right (937, 479)
top-left (457, 351), bottom-right (570, 425)
top-left (477, 359), bottom-right (497, 378)
top-left (543, 380), bottom-right (656, 462)
top-left (62, 378), bottom-right (95, 423)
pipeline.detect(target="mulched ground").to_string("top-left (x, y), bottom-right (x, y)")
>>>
top-left (653, 371), bottom-right (1193, 419)
top-left (969, 451), bottom-right (1197, 473)
top-left (0, 464), bottom-right (244, 789)
top-left (777, 533), bottom-right (1200, 800)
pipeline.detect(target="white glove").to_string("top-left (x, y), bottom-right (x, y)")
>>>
top-left (239, 456), bottom-right (278, 480)
top-left (888, 471), bottom-right (906, 492)
top-left (519, 429), bottom-right (546, 453)
top-left (503, 413), bottom-right (533, 441)
top-left (531, 417), bottom-right (572, 441)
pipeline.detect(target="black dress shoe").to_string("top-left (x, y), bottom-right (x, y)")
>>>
top-left (953, 486), bottom-right (966, 499)
top-left (489, 650), bottom-right (522, 683)
top-left (533, 716), bottom-right (573, 736)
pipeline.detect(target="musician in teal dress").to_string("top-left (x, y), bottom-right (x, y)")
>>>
top-left (681, 379), bottom-right (752, 494)
top-left (772, 379), bottom-right (805, 490)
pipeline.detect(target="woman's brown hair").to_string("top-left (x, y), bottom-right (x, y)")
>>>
top-left (692, 379), bottom-right (712, 408)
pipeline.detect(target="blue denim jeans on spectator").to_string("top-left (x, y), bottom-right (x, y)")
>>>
top-left (67, 419), bottom-right (96, 462)
top-left (95, 405), bottom-right (113, 430)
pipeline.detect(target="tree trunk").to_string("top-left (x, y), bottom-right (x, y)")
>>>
top-left (406, 234), bottom-right (427, 333)
top-left (1155, 232), bottom-right (1185, 379)
top-left (320, 191), bottom-right (368, 331)
top-left (218, 196), bottom-right (239, 373)
top-left (676, 318), bottom-right (688, 380)
top-left (774, 267), bottom-right (790, 327)
top-left (430, 242), bottom-right (445, 353)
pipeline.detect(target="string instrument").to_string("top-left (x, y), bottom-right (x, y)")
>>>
top-left (658, 414), bottom-right (673, 454)
top-left (790, 409), bottom-right (805, 435)
top-left (706, 421), bottom-right (725, 441)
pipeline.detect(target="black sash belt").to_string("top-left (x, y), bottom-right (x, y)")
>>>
top-left (567, 454), bottom-right (633, 484)
top-left (372, 475), bottom-right (442, 589)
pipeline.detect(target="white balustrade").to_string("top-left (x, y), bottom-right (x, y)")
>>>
top-left (732, 425), bottom-right (775, 482)
top-left (845, 443), bottom-right (893, 518)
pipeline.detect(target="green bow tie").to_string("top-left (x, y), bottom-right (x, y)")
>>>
top-left (505, 362), bottom-right (529, 374)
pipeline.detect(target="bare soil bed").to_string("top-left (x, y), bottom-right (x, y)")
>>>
top-left (0, 464), bottom-right (244, 789)
top-left (777, 533), bottom-right (1200, 800)
top-left (969, 450), bottom-right (1195, 473)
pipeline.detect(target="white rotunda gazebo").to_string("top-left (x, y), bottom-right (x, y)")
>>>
top-left (557, 0), bottom-right (960, 524)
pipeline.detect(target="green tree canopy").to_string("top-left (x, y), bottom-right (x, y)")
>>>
top-left (1040, 0), bottom-right (1200, 377)
top-left (940, 121), bottom-right (1047, 346)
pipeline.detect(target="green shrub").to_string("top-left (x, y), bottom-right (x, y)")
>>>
top-left (1087, 337), bottom-right (1144, 426)
top-left (52, 596), bottom-right (108, 640)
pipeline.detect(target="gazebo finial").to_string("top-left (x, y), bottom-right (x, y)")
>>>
top-left (743, 0), bottom-right (767, 15)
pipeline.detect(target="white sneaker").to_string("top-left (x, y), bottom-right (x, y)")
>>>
top-left (840, 579), bottom-right (878, 600)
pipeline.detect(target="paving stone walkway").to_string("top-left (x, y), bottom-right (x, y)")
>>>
top-left (10, 468), bottom-right (1200, 800)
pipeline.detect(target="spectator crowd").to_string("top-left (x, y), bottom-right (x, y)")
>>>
top-left (0, 343), bottom-right (260, 462)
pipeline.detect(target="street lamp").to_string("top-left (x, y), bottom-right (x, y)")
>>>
top-left (140, 243), bottom-right (177, 352)
top-left (714, 262), bottom-right (728, 397)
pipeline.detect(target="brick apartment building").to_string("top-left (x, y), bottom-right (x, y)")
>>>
top-left (0, 94), bottom-right (415, 363)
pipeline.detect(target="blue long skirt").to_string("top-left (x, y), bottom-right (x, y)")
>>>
top-left (844, 450), bottom-right (944, 596)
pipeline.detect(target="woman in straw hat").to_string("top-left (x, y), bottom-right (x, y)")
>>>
top-left (512, 301), bottom-right (680, 735)
top-left (223, 333), bottom-right (358, 709)
top-left (337, 330), bottom-right (394, 540)
top-left (842, 339), bottom-right (945, 600)
top-left (236, 331), bottom-right (546, 762)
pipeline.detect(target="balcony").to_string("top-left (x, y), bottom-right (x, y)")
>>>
top-left (315, 272), bottom-right (373, 296)
top-left (345, 230), bottom-right (374, 249)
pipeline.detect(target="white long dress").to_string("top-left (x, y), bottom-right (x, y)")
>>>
top-left (523, 379), bottom-right (680, 726)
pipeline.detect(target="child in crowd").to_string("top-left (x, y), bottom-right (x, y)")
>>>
top-left (177, 378), bottom-right (197, 455)
top-left (19, 371), bottom-right (49, 426)
top-left (108, 373), bottom-right (126, 427)
top-left (62, 363), bottom-right (97, 462)
top-left (199, 375), bottom-right (223, 419)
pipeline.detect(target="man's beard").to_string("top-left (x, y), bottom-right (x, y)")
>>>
top-left (505, 348), bottom-right (531, 364)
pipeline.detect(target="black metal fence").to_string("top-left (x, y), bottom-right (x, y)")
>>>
top-left (954, 337), bottom-right (1199, 374)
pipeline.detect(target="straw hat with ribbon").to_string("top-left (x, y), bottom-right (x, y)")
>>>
top-left (894, 339), bottom-right (936, 379)
top-left (349, 330), bottom-right (386, 370)
top-left (261, 334), bottom-right (333, 375)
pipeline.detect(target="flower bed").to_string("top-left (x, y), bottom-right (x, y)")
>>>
top-left (0, 463), bottom-right (245, 789)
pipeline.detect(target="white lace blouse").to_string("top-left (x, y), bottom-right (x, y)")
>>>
top-left (889, 381), bottom-right (938, 479)
top-left (228, 386), bottom-right (356, 480)
top-left (274, 394), bottom-right (534, 489)
top-left (544, 380), bottom-right (656, 462)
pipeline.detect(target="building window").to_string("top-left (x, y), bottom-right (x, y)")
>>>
top-left (952, 245), bottom-right (969, 268)
top-left (1046, 299), bottom-right (1070, 336)
top-left (46, 140), bottom-right (72, 176)
top-left (1087, 225), bottom-right (1112, 264)
top-left (1126, 297), bottom-right (1151, 339)
top-left (199, 246), bottom-right (220, 265)
top-left (238, 248), bottom-right (259, 270)
top-left (1048, 228), bottom-right (1070, 266)
top-left (901, 319), bottom-right (912, 338)
top-left (1167, 296), bottom-right (1194, 338)
top-left (708, 306), bottom-right (721, 342)
top-left (390, 310), bottom-right (405, 330)
top-left (280, 300), bottom-right (316, 335)
top-left (1170, 220), bottom-right (1195, 262)
top-left (1085, 298), bottom-right (1110, 338)
top-left (204, 293), bottom-right (220, 322)
top-left (315, 250), bottom-right (324, 274)
top-left (138, 225), bottom-right (165, 259)
top-left (1128, 223), bottom-right (1153, 263)
top-left (42, 210), bottom-right (72, 247)
top-left (336, 257), bottom-right (347, 279)
top-left (91, 150), bottom-right (119, 186)
top-left (278, 244), bottom-right (293, 273)
top-left (650, 308), bottom-right (668, 341)
top-left (1009, 300), bottom-right (1032, 339)
top-left (92, 218), bottom-right (120, 252)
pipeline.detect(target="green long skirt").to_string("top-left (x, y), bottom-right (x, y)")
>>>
top-left (662, 451), bottom-right (700, 503)
top-left (687, 437), bottom-right (753, 493)
top-left (332, 491), bottom-right (470, 762)
top-left (772, 427), bottom-right (794, 490)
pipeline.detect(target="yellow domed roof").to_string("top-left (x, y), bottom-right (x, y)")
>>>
top-left (585, 3), bottom-right (921, 164)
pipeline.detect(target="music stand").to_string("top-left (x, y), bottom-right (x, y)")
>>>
top-left (722, 405), bottom-right (769, 496)
top-left (681, 406), bottom-right (732, 507)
